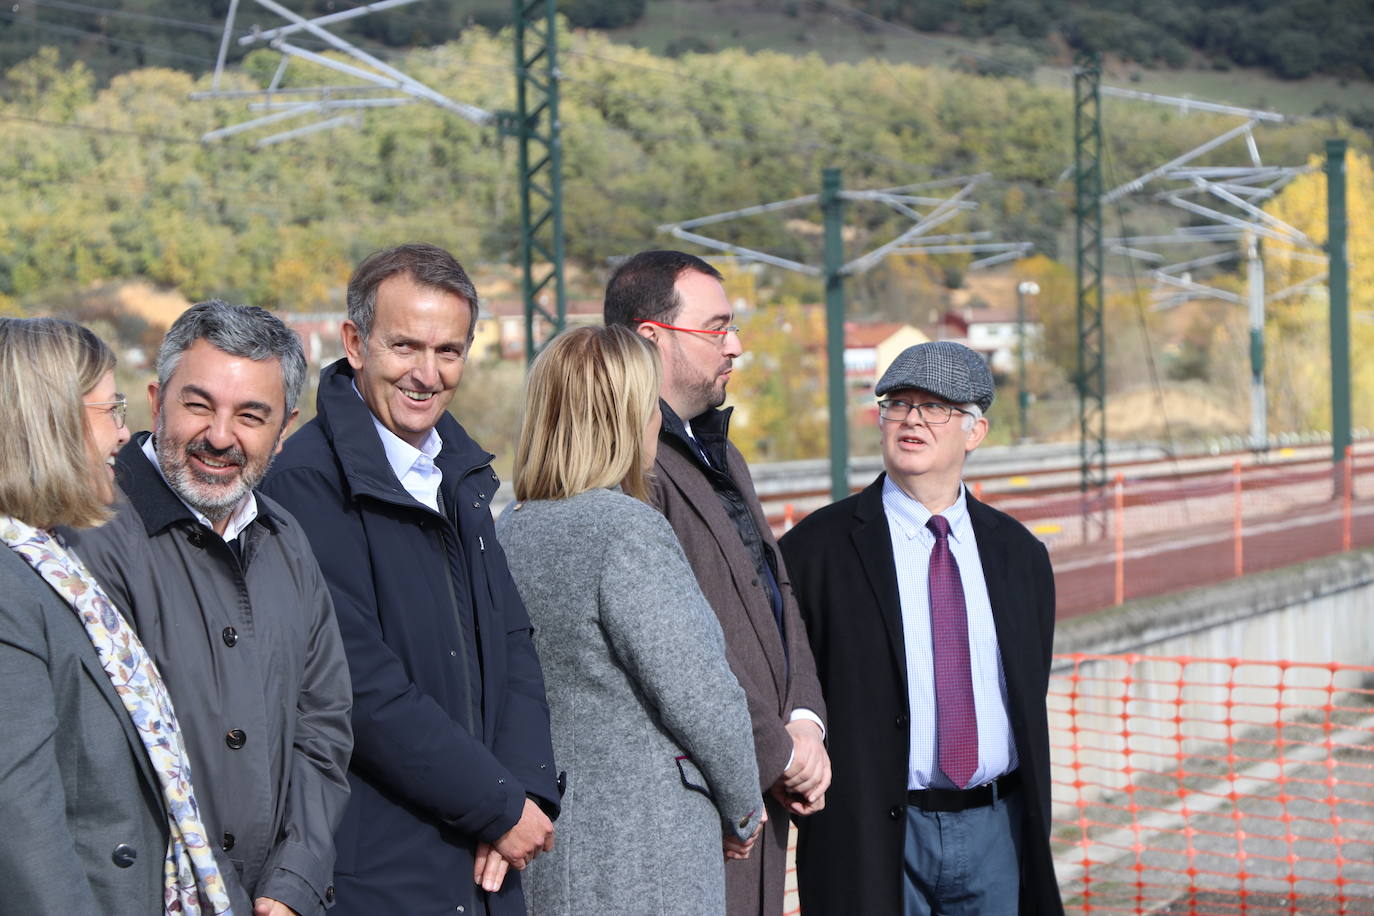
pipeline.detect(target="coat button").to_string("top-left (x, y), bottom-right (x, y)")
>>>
top-left (889, 806), bottom-right (903, 820)
top-left (188, 530), bottom-right (203, 547)
top-left (221, 833), bottom-right (235, 851)
top-left (471, 501), bottom-right (480, 508)
top-left (225, 728), bottom-right (247, 749)
top-left (325, 886), bottom-right (335, 904)
top-left (222, 626), bottom-right (238, 647)
top-left (895, 714), bottom-right (908, 728)
top-left (111, 844), bottom-right (137, 868)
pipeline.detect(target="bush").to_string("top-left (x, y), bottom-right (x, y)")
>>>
top-left (952, 45), bottom-right (1040, 80)
top-left (558, 0), bottom-right (646, 29)
top-left (1264, 29), bottom-right (1321, 78)
top-left (665, 35), bottom-right (716, 57)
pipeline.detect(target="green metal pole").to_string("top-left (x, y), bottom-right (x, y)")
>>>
top-left (822, 168), bottom-right (848, 502)
top-left (1017, 284), bottom-right (1029, 443)
top-left (509, 0), bottom-right (566, 364)
top-left (544, 0), bottom-right (567, 354)
top-left (1074, 52), bottom-right (1107, 540)
top-left (1327, 138), bottom-right (1350, 470)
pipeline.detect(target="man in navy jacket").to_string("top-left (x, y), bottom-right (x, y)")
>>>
top-left (262, 243), bottom-right (559, 916)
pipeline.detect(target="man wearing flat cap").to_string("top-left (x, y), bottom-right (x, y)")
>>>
top-left (779, 340), bottom-right (1062, 916)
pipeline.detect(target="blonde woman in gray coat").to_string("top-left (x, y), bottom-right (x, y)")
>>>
top-left (497, 325), bottom-right (763, 916)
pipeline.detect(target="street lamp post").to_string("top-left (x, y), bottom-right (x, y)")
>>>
top-left (1016, 280), bottom-right (1039, 443)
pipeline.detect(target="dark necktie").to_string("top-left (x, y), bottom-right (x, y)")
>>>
top-left (927, 515), bottom-right (977, 789)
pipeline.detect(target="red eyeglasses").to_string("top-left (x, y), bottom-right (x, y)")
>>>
top-left (638, 319), bottom-right (741, 338)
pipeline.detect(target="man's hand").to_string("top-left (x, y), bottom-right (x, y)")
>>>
top-left (253, 898), bottom-right (300, 916)
top-left (493, 798), bottom-right (555, 870)
top-left (474, 840), bottom-right (511, 893)
top-left (773, 719), bottom-right (831, 816)
top-left (723, 807), bottom-right (767, 861)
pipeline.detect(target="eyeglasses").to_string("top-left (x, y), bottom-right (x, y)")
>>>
top-left (877, 399), bottom-right (972, 425)
top-left (639, 318), bottom-right (741, 346)
top-left (85, 395), bottom-right (128, 430)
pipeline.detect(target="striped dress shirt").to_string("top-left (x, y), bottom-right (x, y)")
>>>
top-left (882, 477), bottom-right (1017, 790)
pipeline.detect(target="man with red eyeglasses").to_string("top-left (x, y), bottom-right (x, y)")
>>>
top-left (604, 250), bottom-right (831, 916)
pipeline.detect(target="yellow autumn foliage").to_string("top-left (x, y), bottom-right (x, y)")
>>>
top-left (1263, 149), bottom-right (1374, 433)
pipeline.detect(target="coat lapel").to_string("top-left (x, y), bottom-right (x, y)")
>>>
top-left (968, 496), bottom-right (1022, 667)
top-left (77, 643), bottom-right (162, 794)
top-left (654, 445), bottom-right (788, 700)
top-left (850, 475), bottom-right (908, 686)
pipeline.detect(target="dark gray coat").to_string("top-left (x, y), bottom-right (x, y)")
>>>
top-left (62, 435), bottom-right (354, 916)
top-left (498, 488), bottom-right (762, 915)
top-left (0, 543), bottom-right (167, 914)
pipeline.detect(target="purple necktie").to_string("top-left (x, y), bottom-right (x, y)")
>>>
top-left (927, 514), bottom-right (978, 789)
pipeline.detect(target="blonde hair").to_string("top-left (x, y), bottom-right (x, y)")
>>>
top-left (0, 318), bottom-right (117, 529)
top-left (514, 325), bottom-right (661, 503)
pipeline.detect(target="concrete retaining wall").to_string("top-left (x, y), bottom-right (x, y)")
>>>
top-left (1054, 548), bottom-right (1374, 665)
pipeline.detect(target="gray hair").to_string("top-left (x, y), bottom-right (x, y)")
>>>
top-left (961, 403), bottom-right (983, 431)
top-left (346, 243), bottom-right (480, 345)
top-left (157, 300), bottom-right (307, 416)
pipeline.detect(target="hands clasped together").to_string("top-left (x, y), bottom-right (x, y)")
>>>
top-left (725, 718), bottom-right (832, 862)
top-left (474, 798), bottom-right (557, 893)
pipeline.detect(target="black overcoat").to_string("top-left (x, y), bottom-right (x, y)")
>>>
top-left (260, 359), bottom-right (559, 916)
top-left (778, 474), bottom-right (1063, 916)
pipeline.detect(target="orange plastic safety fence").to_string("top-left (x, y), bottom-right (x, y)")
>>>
top-left (1050, 654), bottom-right (1374, 915)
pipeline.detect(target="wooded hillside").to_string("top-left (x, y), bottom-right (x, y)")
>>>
top-left (0, 31), bottom-right (1346, 315)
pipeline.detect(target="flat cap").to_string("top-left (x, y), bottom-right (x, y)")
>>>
top-left (875, 340), bottom-right (995, 412)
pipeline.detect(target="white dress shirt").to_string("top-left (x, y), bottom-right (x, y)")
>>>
top-left (883, 477), bottom-right (1016, 790)
top-left (356, 383), bottom-right (444, 511)
top-left (142, 435), bottom-right (259, 543)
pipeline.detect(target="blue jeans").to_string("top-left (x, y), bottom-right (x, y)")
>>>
top-left (902, 788), bottom-right (1024, 916)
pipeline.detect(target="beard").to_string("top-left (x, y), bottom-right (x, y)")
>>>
top-left (669, 339), bottom-right (733, 418)
top-left (155, 417), bottom-right (275, 523)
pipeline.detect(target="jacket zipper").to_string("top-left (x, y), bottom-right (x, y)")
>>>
top-left (436, 488), bottom-right (479, 736)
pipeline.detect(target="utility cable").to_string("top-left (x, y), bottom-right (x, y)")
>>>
top-left (21, 0), bottom-right (226, 35)
top-left (0, 9), bottom-right (216, 65)
top-left (0, 112), bottom-right (201, 145)
top-left (1102, 134), bottom-right (1195, 519)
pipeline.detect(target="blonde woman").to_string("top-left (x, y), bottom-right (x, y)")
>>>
top-left (0, 318), bottom-right (232, 915)
top-left (497, 325), bottom-right (763, 915)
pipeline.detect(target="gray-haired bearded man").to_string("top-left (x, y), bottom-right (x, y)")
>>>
top-left (64, 300), bottom-right (353, 916)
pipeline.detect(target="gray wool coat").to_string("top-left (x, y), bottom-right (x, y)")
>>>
top-left (497, 487), bottom-right (763, 916)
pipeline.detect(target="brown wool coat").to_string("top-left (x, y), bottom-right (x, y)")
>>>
top-left (651, 438), bottom-right (827, 916)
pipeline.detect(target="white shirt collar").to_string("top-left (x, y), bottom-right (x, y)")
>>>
top-left (881, 477), bottom-right (969, 544)
top-left (353, 380), bottom-right (444, 485)
top-left (141, 435), bottom-right (259, 543)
